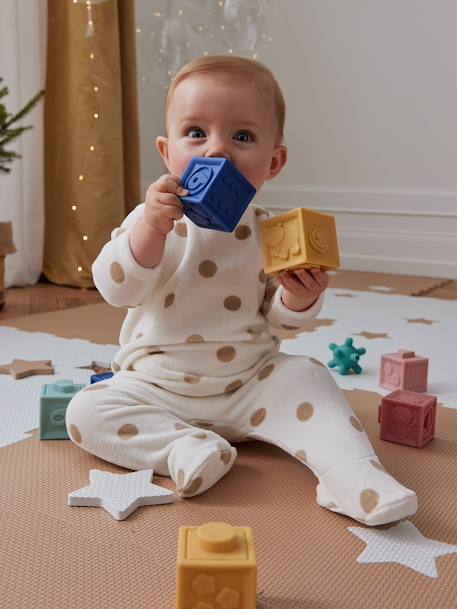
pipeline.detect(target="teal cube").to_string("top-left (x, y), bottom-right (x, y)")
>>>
top-left (39, 379), bottom-right (85, 440)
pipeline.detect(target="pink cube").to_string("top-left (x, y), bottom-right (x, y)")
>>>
top-left (378, 389), bottom-right (437, 448)
top-left (380, 350), bottom-right (428, 392)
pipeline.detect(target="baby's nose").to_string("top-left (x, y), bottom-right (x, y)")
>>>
top-left (204, 140), bottom-right (231, 161)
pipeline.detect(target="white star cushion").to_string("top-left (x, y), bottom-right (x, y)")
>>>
top-left (68, 469), bottom-right (174, 520)
top-left (349, 521), bottom-right (457, 578)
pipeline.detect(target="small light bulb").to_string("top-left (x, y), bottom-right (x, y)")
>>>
top-left (83, 235), bottom-right (88, 241)
top-left (78, 175), bottom-right (84, 181)
top-left (89, 145), bottom-right (95, 151)
top-left (220, 24), bottom-right (226, 30)
top-left (93, 85), bottom-right (99, 92)
top-left (77, 266), bottom-right (83, 272)
top-left (89, 52), bottom-right (94, 59)
top-left (228, 49), bottom-right (233, 54)
top-left (72, 205), bottom-right (77, 211)
top-left (93, 113), bottom-right (99, 119)
top-left (178, 9), bottom-right (183, 16)
top-left (136, 28), bottom-right (141, 33)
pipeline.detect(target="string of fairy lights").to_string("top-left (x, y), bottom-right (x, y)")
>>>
top-left (71, 0), bottom-right (274, 277)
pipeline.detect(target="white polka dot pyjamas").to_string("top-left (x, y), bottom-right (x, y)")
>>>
top-left (66, 351), bottom-right (418, 526)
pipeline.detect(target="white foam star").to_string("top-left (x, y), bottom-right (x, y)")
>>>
top-left (348, 521), bottom-right (457, 578)
top-left (68, 469), bottom-right (174, 520)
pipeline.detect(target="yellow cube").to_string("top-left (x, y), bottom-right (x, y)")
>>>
top-left (176, 522), bottom-right (257, 609)
top-left (260, 207), bottom-right (340, 274)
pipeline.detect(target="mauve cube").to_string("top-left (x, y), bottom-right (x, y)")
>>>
top-left (380, 349), bottom-right (428, 392)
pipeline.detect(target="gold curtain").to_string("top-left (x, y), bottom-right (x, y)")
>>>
top-left (44, 0), bottom-right (140, 288)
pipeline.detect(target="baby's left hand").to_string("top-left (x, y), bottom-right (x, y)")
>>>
top-left (278, 267), bottom-right (330, 312)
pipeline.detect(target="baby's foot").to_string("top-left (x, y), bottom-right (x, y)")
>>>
top-left (168, 432), bottom-right (237, 498)
top-left (316, 458), bottom-right (418, 526)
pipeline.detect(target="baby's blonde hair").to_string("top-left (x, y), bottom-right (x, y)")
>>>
top-left (166, 55), bottom-right (286, 142)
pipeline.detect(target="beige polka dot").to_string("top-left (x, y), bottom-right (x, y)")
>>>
top-left (177, 469), bottom-right (185, 488)
top-left (118, 423), bottom-right (139, 439)
top-left (112, 362), bottom-right (120, 372)
top-left (185, 334), bottom-right (204, 343)
top-left (194, 421), bottom-right (213, 428)
top-left (136, 332), bottom-right (144, 339)
top-left (309, 357), bottom-right (325, 367)
top-left (148, 347), bottom-right (163, 355)
top-left (164, 293), bottom-right (175, 308)
top-left (281, 324), bottom-right (300, 330)
top-left (295, 450), bottom-right (307, 463)
top-left (224, 380), bottom-right (242, 393)
top-left (360, 489), bottom-right (379, 513)
top-left (84, 383), bottom-right (109, 391)
top-left (70, 424), bottom-right (82, 444)
top-left (199, 260), bottom-right (217, 278)
top-left (184, 374), bottom-right (201, 384)
top-left (370, 459), bottom-right (388, 473)
top-left (192, 432), bottom-right (207, 440)
top-left (264, 284), bottom-right (276, 302)
top-left (217, 346), bottom-right (236, 362)
top-left (258, 270), bottom-right (267, 283)
top-left (220, 450), bottom-right (232, 465)
top-left (110, 261), bottom-right (125, 284)
top-left (250, 408), bottom-right (267, 427)
top-left (235, 224), bottom-right (251, 240)
top-left (296, 402), bottom-right (314, 421)
top-left (175, 423), bottom-right (188, 431)
top-left (182, 477), bottom-right (203, 496)
top-left (257, 364), bottom-right (274, 381)
top-left (350, 416), bottom-right (364, 432)
top-left (175, 222), bottom-right (187, 237)
top-left (224, 295), bottom-right (241, 311)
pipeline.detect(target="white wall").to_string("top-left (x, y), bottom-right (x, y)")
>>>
top-left (135, 0), bottom-right (457, 278)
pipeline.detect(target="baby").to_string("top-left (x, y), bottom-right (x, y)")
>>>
top-left (66, 55), bottom-right (418, 526)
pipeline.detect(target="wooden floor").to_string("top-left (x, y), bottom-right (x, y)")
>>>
top-left (0, 272), bottom-right (456, 322)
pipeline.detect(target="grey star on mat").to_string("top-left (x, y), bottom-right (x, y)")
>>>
top-left (353, 331), bottom-right (390, 340)
top-left (68, 469), bottom-right (174, 520)
top-left (405, 318), bottom-right (438, 325)
top-left (348, 521), bottom-right (457, 578)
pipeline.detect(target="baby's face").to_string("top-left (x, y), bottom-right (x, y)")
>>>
top-left (156, 75), bottom-right (287, 191)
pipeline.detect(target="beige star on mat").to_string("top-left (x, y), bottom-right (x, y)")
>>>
top-left (0, 358), bottom-right (54, 380)
top-left (68, 469), bottom-right (174, 520)
top-left (353, 331), bottom-right (391, 340)
top-left (349, 521), bottom-right (457, 578)
top-left (405, 318), bottom-right (438, 325)
top-left (76, 360), bottom-right (112, 374)
top-left (301, 319), bottom-right (337, 333)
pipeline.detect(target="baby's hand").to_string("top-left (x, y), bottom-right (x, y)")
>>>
top-left (143, 174), bottom-right (188, 236)
top-left (278, 268), bottom-right (329, 312)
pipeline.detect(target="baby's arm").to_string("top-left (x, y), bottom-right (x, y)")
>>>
top-left (92, 174), bottom-right (187, 308)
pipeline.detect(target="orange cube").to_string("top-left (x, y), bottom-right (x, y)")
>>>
top-left (260, 207), bottom-right (340, 274)
top-left (176, 522), bottom-right (257, 609)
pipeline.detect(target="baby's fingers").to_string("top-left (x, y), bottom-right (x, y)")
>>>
top-left (153, 174), bottom-right (188, 196)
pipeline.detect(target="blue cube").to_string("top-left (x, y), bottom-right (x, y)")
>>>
top-left (180, 157), bottom-right (256, 231)
top-left (39, 379), bottom-right (85, 440)
top-left (90, 371), bottom-right (114, 384)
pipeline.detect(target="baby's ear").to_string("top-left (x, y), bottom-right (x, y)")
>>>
top-left (156, 136), bottom-right (170, 168)
top-left (268, 145), bottom-right (288, 180)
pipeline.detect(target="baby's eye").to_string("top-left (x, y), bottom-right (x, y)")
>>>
top-left (233, 131), bottom-right (254, 143)
top-left (186, 128), bottom-right (206, 139)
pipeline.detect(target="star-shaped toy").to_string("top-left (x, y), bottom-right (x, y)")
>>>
top-left (353, 331), bottom-right (391, 340)
top-left (76, 360), bottom-right (112, 374)
top-left (68, 469), bottom-right (174, 520)
top-left (0, 358), bottom-right (54, 379)
top-left (405, 318), bottom-right (438, 325)
top-left (349, 521), bottom-right (457, 578)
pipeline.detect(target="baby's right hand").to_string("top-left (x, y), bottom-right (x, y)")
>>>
top-left (143, 174), bottom-right (188, 236)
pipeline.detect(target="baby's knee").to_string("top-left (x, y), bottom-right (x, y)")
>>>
top-left (65, 388), bottom-right (101, 446)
